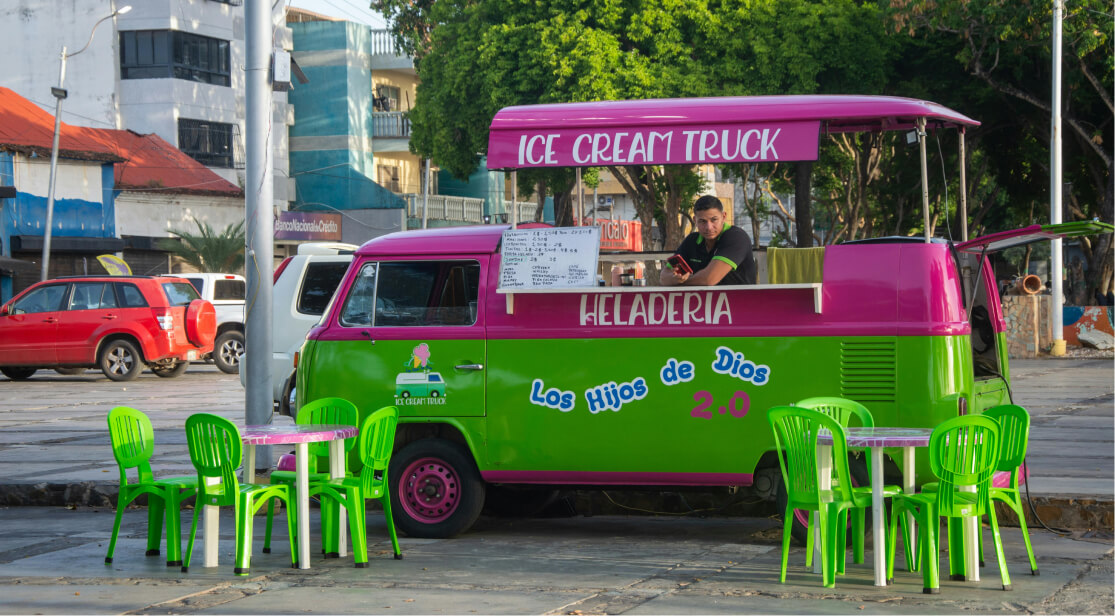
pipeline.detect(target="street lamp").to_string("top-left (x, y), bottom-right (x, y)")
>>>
top-left (40, 5), bottom-right (132, 281)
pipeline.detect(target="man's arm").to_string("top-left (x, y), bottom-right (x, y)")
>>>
top-left (660, 264), bottom-right (688, 286)
top-left (681, 259), bottom-right (733, 286)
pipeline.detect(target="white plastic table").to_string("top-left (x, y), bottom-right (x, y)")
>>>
top-left (202, 424), bottom-right (357, 570)
top-left (816, 427), bottom-right (980, 588)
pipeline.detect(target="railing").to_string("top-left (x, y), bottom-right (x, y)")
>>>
top-left (372, 112), bottom-right (410, 138)
top-left (405, 194), bottom-right (486, 224)
top-left (370, 30), bottom-right (402, 56)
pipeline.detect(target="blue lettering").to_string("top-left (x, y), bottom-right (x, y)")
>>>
top-left (585, 387), bottom-right (607, 413)
top-left (633, 377), bottom-right (648, 397)
top-left (711, 346), bottom-right (772, 386)
top-left (712, 347), bottom-right (734, 372)
top-left (530, 379), bottom-right (576, 411)
top-left (530, 379), bottom-right (547, 404)
top-left (560, 392), bottom-right (575, 410)
top-left (619, 383), bottom-right (635, 401)
top-left (660, 358), bottom-right (695, 385)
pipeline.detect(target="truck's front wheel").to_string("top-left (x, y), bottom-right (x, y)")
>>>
top-left (389, 438), bottom-right (485, 538)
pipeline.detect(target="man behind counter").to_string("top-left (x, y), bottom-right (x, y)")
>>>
top-left (660, 195), bottom-right (757, 286)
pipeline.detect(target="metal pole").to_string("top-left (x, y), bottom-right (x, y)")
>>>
top-left (422, 158), bottom-right (430, 229)
top-left (958, 128), bottom-right (968, 242)
top-left (41, 48), bottom-right (67, 281)
top-left (244, 0), bottom-right (275, 465)
top-left (917, 118), bottom-right (931, 243)
top-left (510, 170), bottom-right (518, 228)
top-left (1050, 0), bottom-right (1066, 356)
top-left (576, 167), bottom-right (583, 226)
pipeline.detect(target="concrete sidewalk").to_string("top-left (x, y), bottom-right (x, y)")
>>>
top-left (0, 506), bottom-right (1110, 614)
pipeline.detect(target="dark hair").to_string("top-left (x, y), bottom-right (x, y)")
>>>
top-left (694, 195), bottom-right (723, 213)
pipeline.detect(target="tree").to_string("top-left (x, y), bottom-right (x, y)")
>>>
top-left (163, 220), bottom-right (246, 273)
top-left (888, 0), bottom-right (1114, 298)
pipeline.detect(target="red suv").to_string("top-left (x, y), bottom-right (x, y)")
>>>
top-left (0, 276), bottom-right (216, 381)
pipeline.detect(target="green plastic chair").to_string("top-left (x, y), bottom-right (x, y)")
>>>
top-left (181, 413), bottom-right (297, 575)
top-left (887, 414), bottom-right (1010, 594)
top-left (919, 405), bottom-right (1038, 577)
top-left (308, 406), bottom-right (402, 567)
top-left (767, 406), bottom-right (876, 588)
top-left (263, 397), bottom-right (359, 556)
top-left (795, 397), bottom-right (913, 571)
top-left (105, 406), bottom-right (197, 567)
top-left (985, 405), bottom-right (1038, 576)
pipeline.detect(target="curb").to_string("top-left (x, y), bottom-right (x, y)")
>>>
top-left (2, 482), bottom-right (1109, 533)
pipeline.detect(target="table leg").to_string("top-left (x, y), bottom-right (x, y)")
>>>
top-left (870, 446), bottom-right (886, 586)
top-left (903, 446), bottom-right (916, 572)
top-left (813, 443), bottom-right (832, 575)
top-left (203, 475), bottom-right (220, 568)
top-left (962, 485), bottom-right (979, 581)
top-left (329, 438), bottom-right (347, 557)
top-left (245, 445), bottom-right (256, 484)
top-left (295, 442), bottom-right (310, 569)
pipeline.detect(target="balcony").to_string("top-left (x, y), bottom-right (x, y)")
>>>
top-left (405, 194), bottom-right (485, 224)
top-left (372, 111), bottom-right (410, 139)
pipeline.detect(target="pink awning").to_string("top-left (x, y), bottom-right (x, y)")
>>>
top-left (487, 95), bottom-right (979, 170)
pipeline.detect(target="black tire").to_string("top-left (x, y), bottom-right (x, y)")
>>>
top-left (99, 339), bottom-right (142, 382)
top-left (0, 366), bottom-right (37, 380)
top-left (483, 486), bottom-right (561, 518)
top-left (389, 438), bottom-right (485, 538)
top-left (773, 454), bottom-right (873, 547)
top-left (213, 330), bottom-right (244, 374)
top-left (152, 361), bottom-right (189, 378)
top-left (54, 367), bottom-right (87, 376)
top-left (278, 371), bottom-right (296, 417)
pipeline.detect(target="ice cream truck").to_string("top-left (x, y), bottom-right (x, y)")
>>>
top-left (296, 95), bottom-right (1111, 538)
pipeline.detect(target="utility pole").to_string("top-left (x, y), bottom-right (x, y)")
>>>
top-left (244, 0), bottom-right (275, 464)
top-left (1050, 0), bottom-right (1066, 356)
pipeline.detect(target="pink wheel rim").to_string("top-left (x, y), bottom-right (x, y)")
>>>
top-left (398, 456), bottom-right (460, 524)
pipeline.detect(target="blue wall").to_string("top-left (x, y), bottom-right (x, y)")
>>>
top-left (289, 21), bottom-right (404, 212)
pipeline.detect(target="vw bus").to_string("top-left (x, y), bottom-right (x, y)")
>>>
top-left (296, 96), bottom-right (1111, 538)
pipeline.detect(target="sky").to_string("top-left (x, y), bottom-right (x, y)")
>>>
top-left (284, 0), bottom-right (388, 28)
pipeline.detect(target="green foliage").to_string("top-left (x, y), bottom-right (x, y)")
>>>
top-left (162, 220), bottom-right (246, 274)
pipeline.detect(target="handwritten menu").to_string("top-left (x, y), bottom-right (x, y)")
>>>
top-left (499, 226), bottom-right (600, 289)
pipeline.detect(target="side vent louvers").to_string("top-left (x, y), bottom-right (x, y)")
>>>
top-left (840, 340), bottom-right (897, 402)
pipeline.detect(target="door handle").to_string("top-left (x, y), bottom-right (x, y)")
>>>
top-left (455, 363), bottom-right (484, 371)
top-left (43, 317), bottom-right (58, 323)
top-left (102, 314), bottom-right (117, 320)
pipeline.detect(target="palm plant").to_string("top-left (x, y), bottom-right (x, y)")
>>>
top-left (164, 220), bottom-right (246, 273)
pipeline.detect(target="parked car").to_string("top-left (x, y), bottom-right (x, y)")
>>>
top-left (239, 242), bottom-right (356, 415)
top-left (0, 276), bottom-right (216, 381)
top-left (181, 273), bottom-right (245, 374)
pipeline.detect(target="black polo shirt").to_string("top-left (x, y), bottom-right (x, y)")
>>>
top-left (674, 224), bottom-right (756, 285)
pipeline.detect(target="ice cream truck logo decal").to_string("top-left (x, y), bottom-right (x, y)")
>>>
top-left (528, 348), bottom-right (769, 418)
top-left (395, 343), bottom-right (447, 405)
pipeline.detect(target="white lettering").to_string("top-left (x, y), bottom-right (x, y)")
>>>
top-left (650, 131), bottom-right (673, 162)
top-left (667, 293), bottom-right (681, 324)
top-left (592, 133), bottom-right (612, 163)
top-left (742, 129), bottom-right (762, 160)
top-left (713, 292), bottom-right (732, 324)
top-left (612, 132), bottom-right (629, 163)
top-left (573, 134), bottom-right (593, 164)
top-left (685, 292), bottom-right (704, 324)
top-left (629, 132), bottom-right (647, 162)
top-left (629, 293), bottom-right (647, 325)
top-left (699, 130), bottom-right (720, 160)
top-left (721, 129), bottom-right (742, 160)
top-left (682, 130), bottom-right (700, 161)
top-left (761, 128), bottom-right (781, 159)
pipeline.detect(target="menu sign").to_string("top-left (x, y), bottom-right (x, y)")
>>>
top-left (499, 226), bottom-right (600, 289)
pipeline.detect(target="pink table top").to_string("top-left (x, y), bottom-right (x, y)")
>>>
top-left (818, 426), bottom-right (932, 448)
top-left (242, 424), bottom-right (357, 446)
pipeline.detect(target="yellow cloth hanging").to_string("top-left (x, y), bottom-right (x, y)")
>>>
top-left (767, 247), bottom-right (826, 284)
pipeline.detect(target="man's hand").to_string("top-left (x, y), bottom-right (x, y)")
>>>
top-left (660, 266), bottom-right (689, 286)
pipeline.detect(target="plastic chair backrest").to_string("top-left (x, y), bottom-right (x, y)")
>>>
top-left (107, 406), bottom-right (157, 484)
top-left (184, 413), bottom-right (242, 507)
top-left (982, 404), bottom-right (1030, 472)
top-left (767, 406), bottom-right (855, 505)
top-left (297, 397), bottom-right (359, 459)
top-left (929, 415), bottom-right (1000, 513)
top-left (795, 397), bottom-right (874, 429)
top-left (358, 406), bottom-right (399, 500)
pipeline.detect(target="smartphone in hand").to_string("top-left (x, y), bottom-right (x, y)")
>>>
top-left (667, 254), bottom-right (693, 275)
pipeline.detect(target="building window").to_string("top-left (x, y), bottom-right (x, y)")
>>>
top-left (379, 165), bottom-right (401, 192)
top-left (121, 30), bottom-right (231, 86)
top-left (374, 85), bottom-right (401, 111)
top-left (178, 119), bottom-right (234, 168)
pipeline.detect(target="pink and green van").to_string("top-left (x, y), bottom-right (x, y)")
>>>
top-left (296, 96), bottom-right (1111, 538)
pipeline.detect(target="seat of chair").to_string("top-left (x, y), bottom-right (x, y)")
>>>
top-left (269, 469), bottom-right (331, 483)
top-left (151, 475), bottom-right (199, 487)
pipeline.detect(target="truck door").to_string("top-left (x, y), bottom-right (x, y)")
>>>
top-left (956, 221), bottom-right (1114, 409)
top-left (321, 256), bottom-right (488, 418)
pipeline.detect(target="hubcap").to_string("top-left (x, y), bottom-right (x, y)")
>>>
top-left (108, 348), bottom-right (133, 375)
top-left (398, 457), bottom-right (460, 524)
top-left (220, 339), bottom-right (244, 366)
